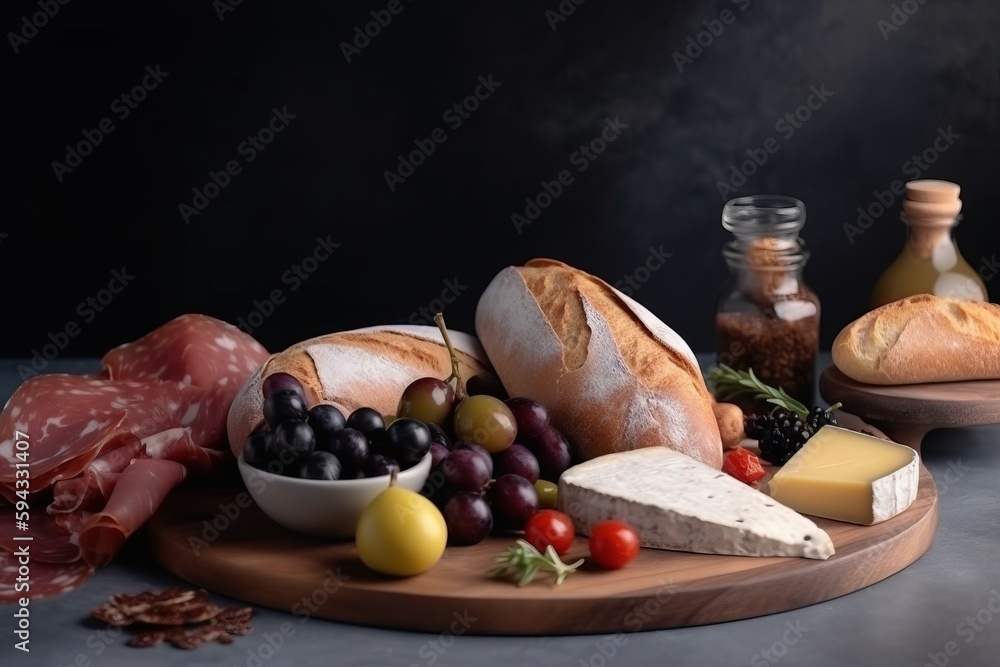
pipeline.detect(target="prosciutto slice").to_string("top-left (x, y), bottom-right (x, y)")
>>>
top-left (0, 314), bottom-right (269, 599)
top-left (48, 435), bottom-right (143, 514)
top-left (77, 459), bottom-right (189, 568)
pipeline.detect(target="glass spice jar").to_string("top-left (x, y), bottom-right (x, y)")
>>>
top-left (715, 195), bottom-right (820, 406)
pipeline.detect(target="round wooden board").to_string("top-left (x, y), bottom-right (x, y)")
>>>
top-left (147, 465), bottom-right (938, 636)
top-left (820, 364), bottom-right (1000, 448)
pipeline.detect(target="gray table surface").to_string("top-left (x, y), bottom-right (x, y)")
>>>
top-left (2, 355), bottom-right (999, 667)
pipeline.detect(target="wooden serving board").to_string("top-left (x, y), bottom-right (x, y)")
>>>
top-left (147, 465), bottom-right (938, 636)
top-left (820, 364), bottom-right (1000, 449)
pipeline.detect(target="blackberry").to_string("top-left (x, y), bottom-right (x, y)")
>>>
top-left (754, 409), bottom-right (811, 466)
top-left (743, 413), bottom-right (773, 440)
top-left (746, 403), bottom-right (841, 465)
top-left (807, 406), bottom-right (838, 432)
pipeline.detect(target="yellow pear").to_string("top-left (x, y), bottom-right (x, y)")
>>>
top-left (356, 475), bottom-right (447, 576)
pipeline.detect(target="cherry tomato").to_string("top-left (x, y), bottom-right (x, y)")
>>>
top-left (722, 447), bottom-right (766, 485)
top-left (524, 509), bottom-right (575, 556)
top-left (588, 520), bottom-right (640, 570)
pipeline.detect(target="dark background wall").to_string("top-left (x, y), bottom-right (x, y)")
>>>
top-left (4, 0), bottom-right (999, 359)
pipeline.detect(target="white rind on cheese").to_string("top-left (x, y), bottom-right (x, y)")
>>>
top-left (871, 456), bottom-right (920, 524)
top-left (558, 448), bottom-right (835, 560)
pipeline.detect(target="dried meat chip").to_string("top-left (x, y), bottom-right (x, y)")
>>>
top-left (127, 606), bottom-right (256, 649)
top-left (214, 606), bottom-right (256, 635)
top-left (91, 588), bottom-right (255, 650)
top-left (92, 588), bottom-right (221, 626)
top-left (126, 629), bottom-right (169, 648)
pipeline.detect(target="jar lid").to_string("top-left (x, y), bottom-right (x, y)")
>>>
top-left (722, 195), bottom-right (805, 238)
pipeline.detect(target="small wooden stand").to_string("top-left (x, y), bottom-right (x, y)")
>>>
top-left (819, 365), bottom-right (1000, 450)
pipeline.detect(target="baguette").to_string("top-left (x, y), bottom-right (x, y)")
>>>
top-left (227, 325), bottom-right (491, 457)
top-left (832, 294), bottom-right (1000, 384)
top-left (475, 258), bottom-right (723, 469)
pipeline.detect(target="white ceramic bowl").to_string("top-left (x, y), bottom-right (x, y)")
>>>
top-left (237, 452), bottom-right (432, 539)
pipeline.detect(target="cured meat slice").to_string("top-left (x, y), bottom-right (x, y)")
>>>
top-left (0, 507), bottom-right (80, 563)
top-left (128, 606), bottom-right (256, 649)
top-left (49, 436), bottom-right (142, 514)
top-left (140, 428), bottom-right (229, 474)
top-left (92, 588), bottom-right (221, 626)
top-left (102, 313), bottom-right (269, 389)
top-left (0, 376), bottom-right (128, 501)
top-left (0, 313), bottom-right (270, 598)
top-left (0, 375), bottom-right (191, 498)
top-left (0, 549), bottom-right (93, 603)
top-left (89, 588), bottom-right (256, 649)
top-left (102, 314), bottom-right (270, 448)
top-left (77, 458), bottom-right (188, 568)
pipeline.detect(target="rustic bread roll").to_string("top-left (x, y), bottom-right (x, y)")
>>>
top-left (832, 294), bottom-right (1000, 384)
top-left (475, 258), bottom-right (723, 469)
top-left (227, 325), bottom-right (491, 457)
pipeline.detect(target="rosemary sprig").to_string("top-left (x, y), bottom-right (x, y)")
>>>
top-left (490, 539), bottom-right (584, 587)
top-left (706, 365), bottom-right (842, 421)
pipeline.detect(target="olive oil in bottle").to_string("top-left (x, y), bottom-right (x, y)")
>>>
top-left (871, 180), bottom-right (987, 309)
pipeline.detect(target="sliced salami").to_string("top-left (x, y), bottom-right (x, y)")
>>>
top-left (0, 549), bottom-right (94, 603)
top-left (0, 375), bottom-right (190, 494)
top-left (0, 313), bottom-right (269, 593)
top-left (102, 313), bottom-right (269, 389)
top-left (0, 506), bottom-right (80, 563)
top-left (0, 376), bottom-right (129, 501)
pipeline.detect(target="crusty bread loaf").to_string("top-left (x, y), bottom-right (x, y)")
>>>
top-left (227, 325), bottom-right (491, 457)
top-left (832, 294), bottom-right (1000, 384)
top-left (475, 258), bottom-right (723, 469)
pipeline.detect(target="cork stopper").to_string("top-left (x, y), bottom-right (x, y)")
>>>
top-left (902, 179), bottom-right (961, 259)
top-left (902, 180), bottom-right (962, 223)
top-left (905, 179), bottom-right (960, 203)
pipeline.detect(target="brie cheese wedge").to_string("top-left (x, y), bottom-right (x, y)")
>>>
top-left (558, 448), bottom-right (834, 560)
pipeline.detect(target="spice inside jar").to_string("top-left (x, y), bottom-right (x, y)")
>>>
top-left (715, 197), bottom-right (820, 406)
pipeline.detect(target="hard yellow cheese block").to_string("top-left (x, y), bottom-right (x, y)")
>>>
top-left (768, 425), bottom-right (919, 525)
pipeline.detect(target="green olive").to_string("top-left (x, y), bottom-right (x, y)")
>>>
top-left (534, 479), bottom-right (558, 509)
top-left (452, 395), bottom-right (516, 453)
